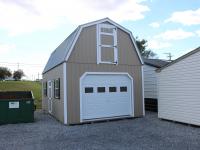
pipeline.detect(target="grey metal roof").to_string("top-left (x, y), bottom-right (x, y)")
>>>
top-left (43, 27), bottom-right (80, 74)
top-left (143, 58), bottom-right (169, 68)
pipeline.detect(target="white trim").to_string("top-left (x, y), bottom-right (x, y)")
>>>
top-left (65, 18), bottom-right (143, 64)
top-left (65, 26), bottom-right (82, 61)
top-left (141, 66), bottom-right (145, 116)
top-left (99, 23), bottom-right (116, 29)
top-left (129, 33), bottom-right (143, 65)
top-left (100, 32), bottom-right (113, 36)
top-left (41, 78), bottom-right (44, 110)
top-left (63, 62), bottom-right (67, 124)
top-left (80, 74), bottom-right (83, 122)
top-left (99, 44), bottom-right (115, 48)
top-left (114, 27), bottom-right (118, 63)
top-left (96, 24), bottom-right (100, 64)
top-left (97, 61), bottom-right (117, 65)
top-left (97, 23), bottom-right (118, 64)
top-left (79, 72), bottom-right (134, 123)
top-left (48, 80), bottom-right (53, 113)
top-left (54, 78), bottom-right (60, 99)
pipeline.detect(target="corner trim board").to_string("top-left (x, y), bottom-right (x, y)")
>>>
top-left (63, 62), bottom-right (67, 124)
top-left (141, 65), bottom-right (145, 116)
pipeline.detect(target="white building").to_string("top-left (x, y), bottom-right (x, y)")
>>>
top-left (143, 58), bottom-right (168, 111)
top-left (157, 47), bottom-right (200, 126)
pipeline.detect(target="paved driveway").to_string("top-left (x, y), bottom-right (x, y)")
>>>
top-left (0, 111), bottom-right (200, 150)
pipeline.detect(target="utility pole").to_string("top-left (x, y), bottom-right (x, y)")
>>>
top-left (164, 53), bottom-right (173, 61)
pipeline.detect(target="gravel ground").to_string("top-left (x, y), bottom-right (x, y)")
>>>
top-left (0, 111), bottom-right (200, 150)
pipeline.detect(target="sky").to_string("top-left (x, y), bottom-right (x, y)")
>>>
top-left (0, 0), bottom-right (199, 80)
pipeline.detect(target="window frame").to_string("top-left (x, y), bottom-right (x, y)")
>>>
top-left (97, 87), bottom-right (106, 93)
top-left (97, 23), bottom-right (118, 64)
top-left (109, 87), bottom-right (117, 92)
top-left (54, 78), bottom-right (60, 99)
top-left (48, 80), bottom-right (53, 99)
top-left (120, 86), bottom-right (127, 92)
top-left (85, 87), bottom-right (94, 93)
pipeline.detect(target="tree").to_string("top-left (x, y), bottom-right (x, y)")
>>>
top-left (13, 69), bottom-right (25, 81)
top-left (136, 37), bottom-right (156, 58)
top-left (0, 67), bottom-right (12, 80)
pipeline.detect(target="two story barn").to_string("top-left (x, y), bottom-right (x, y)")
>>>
top-left (42, 18), bottom-right (144, 125)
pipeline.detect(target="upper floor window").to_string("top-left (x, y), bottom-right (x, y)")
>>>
top-left (97, 24), bottom-right (118, 64)
top-left (54, 78), bottom-right (60, 99)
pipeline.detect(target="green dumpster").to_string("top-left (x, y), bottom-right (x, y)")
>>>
top-left (0, 91), bottom-right (35, 124)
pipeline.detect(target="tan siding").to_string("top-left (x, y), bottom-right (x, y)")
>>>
top-left (42, 64), bottom-right (64, 123)
top-left (117, 28), bottom-right (141, 65)
top-left (68, 25), bottom-right (141, 66)
top-left (68, 26), bottom-right (97, 64)
top-left (67, 63), bottom-right (143, 124)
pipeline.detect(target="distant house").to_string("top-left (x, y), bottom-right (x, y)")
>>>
top-left (157, 47), bottom-right (200, 126)
top-left (143, 58), bottom-right (169, 111)
top-left (42, 18), bottom-right (144, 125)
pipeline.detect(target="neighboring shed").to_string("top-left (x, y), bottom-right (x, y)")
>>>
top-left (157, 47), bottom-right (200, 126)
top-left (143, 58), bottom-right (168, 112)
top-left (42, 18), bottom-right (144, 125)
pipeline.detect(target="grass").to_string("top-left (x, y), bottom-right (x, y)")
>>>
top-left (0, 81), bottom-right (42, 109)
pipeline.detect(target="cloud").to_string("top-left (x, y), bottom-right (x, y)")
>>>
top-left (165, 8), bottom-right (200, 26)
top-left (149, 22), bottom-right (160, 28)
top-left (0, 43), bottom-right (15, 54)
top-left (154, 28), bottom-right (195, 40)
top-left (148, 40), bottom-right (171, 50)
top-left (0, 0), bottom-right (149, 36)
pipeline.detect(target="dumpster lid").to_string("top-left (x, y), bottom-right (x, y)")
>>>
top-left (0, 91), bottom-right (34, 100)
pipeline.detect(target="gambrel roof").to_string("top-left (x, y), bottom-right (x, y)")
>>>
top-left (43, 18), bottom-right (143, 74)
top-left (43, 28), bottom-right (79, 73)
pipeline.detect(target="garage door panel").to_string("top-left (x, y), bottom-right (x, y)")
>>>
top-left (81, 74), bottom-right (133, 121)
top-left (83, 103), bottom-right (131, 119)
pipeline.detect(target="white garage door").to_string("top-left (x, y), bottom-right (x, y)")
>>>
top-left (80, 73), bottom-right (133, 121)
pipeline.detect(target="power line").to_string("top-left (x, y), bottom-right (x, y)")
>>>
top-left (0, 61), bottom-right (45, 66)
top-left (0, 62), bottom-right (45, 69)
